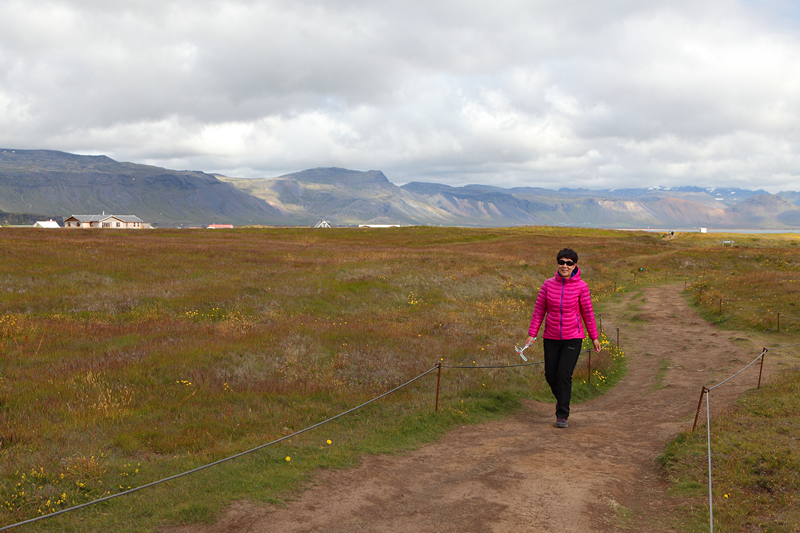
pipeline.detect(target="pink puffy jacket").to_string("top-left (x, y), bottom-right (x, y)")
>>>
top-left (528, 267), bottom-right (599, 341)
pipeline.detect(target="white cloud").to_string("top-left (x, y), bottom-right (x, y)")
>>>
top-left (1, 0), bottom-right (799, 192)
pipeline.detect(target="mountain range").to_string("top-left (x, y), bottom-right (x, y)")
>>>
top-left (0, 149), bottom-right (285, 227)
top-left (2, 148), bottom-right (799, 229)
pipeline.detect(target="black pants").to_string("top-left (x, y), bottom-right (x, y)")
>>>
top-left (543, 338), bottom-right (583, 420)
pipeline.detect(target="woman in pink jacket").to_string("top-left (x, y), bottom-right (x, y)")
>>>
top-left (526, 248), bottom-right (601, 428)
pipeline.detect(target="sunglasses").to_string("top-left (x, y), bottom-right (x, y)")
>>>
top-left (557, 259), bottom-right (575, 266)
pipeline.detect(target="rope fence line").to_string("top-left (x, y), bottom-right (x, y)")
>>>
top-left (440, 361), bottom-right (544, 369)
top-left (1, 325), bottom-right (622, 532)
top-left (689, 338), bottom-right (800, 533)
top-left (691, 348), bottom-right (767, 533)
top-left (692, 348), bottom-right (767, 432)
top-left (10, 288), bottom-right (787, 533)
top-left (769, 340), bottom-right (800, 350)
top-left (437, 343), bottom-right (603, 380)
top-left (322, 277), bottom-right (790, 533)
top-left (685, 283), bottom-right (800, 332)
top-left (675, 275), bottom-right (800, 532)
top-left (434, 337), bottom-right (611, 409)
top-left (0, 366), bottom-right (440, 532)
top-left (1, 265), bottom-right (794, 531)
top-left (598, 315), bottom-right (620, 348)
top-left (442, 313), bottom-right (622, 392)
top-left (705, 389), bottom-right (715, 533)
top-left (707, 349), bottom-right (767, 392)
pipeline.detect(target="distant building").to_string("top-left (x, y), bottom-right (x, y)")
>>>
top-left (358, 224), bottom-right (401, 228)
top-left (64, 214), bottom-right (149, 229)
top-left (33, 220), bottom-right (60, 228)
top-left (314, 220), bottom-right (332, 228)
top-left (207, 224), bottom-right (234, 229)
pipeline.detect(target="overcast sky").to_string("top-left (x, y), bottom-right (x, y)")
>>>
top-left (1, 0), bottom-right (799, 191)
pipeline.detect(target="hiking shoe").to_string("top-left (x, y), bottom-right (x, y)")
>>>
top-left (556, 418), bottom-right (568, 428)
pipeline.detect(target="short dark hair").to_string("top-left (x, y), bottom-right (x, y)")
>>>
top-left (557, 248), bottom-right (578, 263)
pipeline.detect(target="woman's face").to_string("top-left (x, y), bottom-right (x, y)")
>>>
top-left (557, 257), bottom-right (576, 277)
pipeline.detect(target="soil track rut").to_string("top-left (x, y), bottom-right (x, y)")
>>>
top-left (166, 284), bottom-right (794, 533)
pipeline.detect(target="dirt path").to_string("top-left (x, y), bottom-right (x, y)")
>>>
top-left (166, 284), bottom-right (796, 533)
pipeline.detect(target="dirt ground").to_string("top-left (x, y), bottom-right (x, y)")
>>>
top-left (164, 284), bottom-right (798, 533)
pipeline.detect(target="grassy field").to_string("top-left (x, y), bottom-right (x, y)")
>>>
top-left (658, 370), bottom-right (800, 532)
top-left (0, 226), bottom-right (798, 532)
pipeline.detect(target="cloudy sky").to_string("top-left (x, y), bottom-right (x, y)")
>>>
top-left (1, 0), bottom-right (799, 191)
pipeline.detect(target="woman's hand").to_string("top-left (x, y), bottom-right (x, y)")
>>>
top-left (592, 339), bottom-right (602, 353)
top-left (525, 335), bottom-right (536, 347)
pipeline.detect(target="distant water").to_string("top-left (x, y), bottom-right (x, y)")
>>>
top-left (623, 228), bottom-right (799, 234)
top-left (705, 229), bottom-right (799, 234)
top-left (532, 225), bottom-right (799, 234)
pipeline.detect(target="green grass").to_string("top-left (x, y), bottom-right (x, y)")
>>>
top-left (659, 370), bottom-right (800, 532)
top-left (0, 226), bottom-right (630, 532)
top-left (0, 226), bottom-right (797, 532)
top-left (686, 276), bottom-right (800, 335)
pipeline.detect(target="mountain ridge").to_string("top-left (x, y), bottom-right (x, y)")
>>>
top-left (1, 149), bottom-right (799, 229)
top-left (0, 149), bottom-right (287, 227)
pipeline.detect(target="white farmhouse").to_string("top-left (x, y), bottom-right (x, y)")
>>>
top-left (64, 214), bottom-right (149, 229)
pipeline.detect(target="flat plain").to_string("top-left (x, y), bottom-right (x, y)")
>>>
top-left (1, 227), bottom-right (798, 531)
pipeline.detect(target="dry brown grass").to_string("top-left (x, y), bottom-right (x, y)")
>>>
top-left (0, 226), bottom-right (795, 531)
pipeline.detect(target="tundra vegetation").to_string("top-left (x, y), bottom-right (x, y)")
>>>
top-left (0, 226), bottom-right (798, 532)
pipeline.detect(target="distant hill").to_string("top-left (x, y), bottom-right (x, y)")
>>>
top-left (0, 210), bottom-right (64, 226)
top-left (220, 168), bottom-right (800, 229)
top-left (221, 168), bottom-right (800, 229)
top-left (727, 194), bottom-right (800, 227)
top-left (2, 149), bottom-right (799, 229)
top-left (0, 149), bottom-right (287, 227)
top-left (219, 168), bottom-right (463, 226)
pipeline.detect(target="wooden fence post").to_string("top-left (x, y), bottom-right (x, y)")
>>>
top-left (434, 363), bottom-right (442, 411)
top-left (587, 351), bottom-right (592, 386)
top-left (692, 387), bottom-right (708, 432)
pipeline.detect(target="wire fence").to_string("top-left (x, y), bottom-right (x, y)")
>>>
top-left (690, 340), bottom-right (800, 533)
top-left (685, 282), bottom-right (800, 332)
top-left (3, 279), bottom-right (793, 533)
top-left (598, 315), bottom-right (620, 348)
top-left (0, 366), bottom-right (440, 532)
top-left (0, 319), bottom-right (622, 532)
